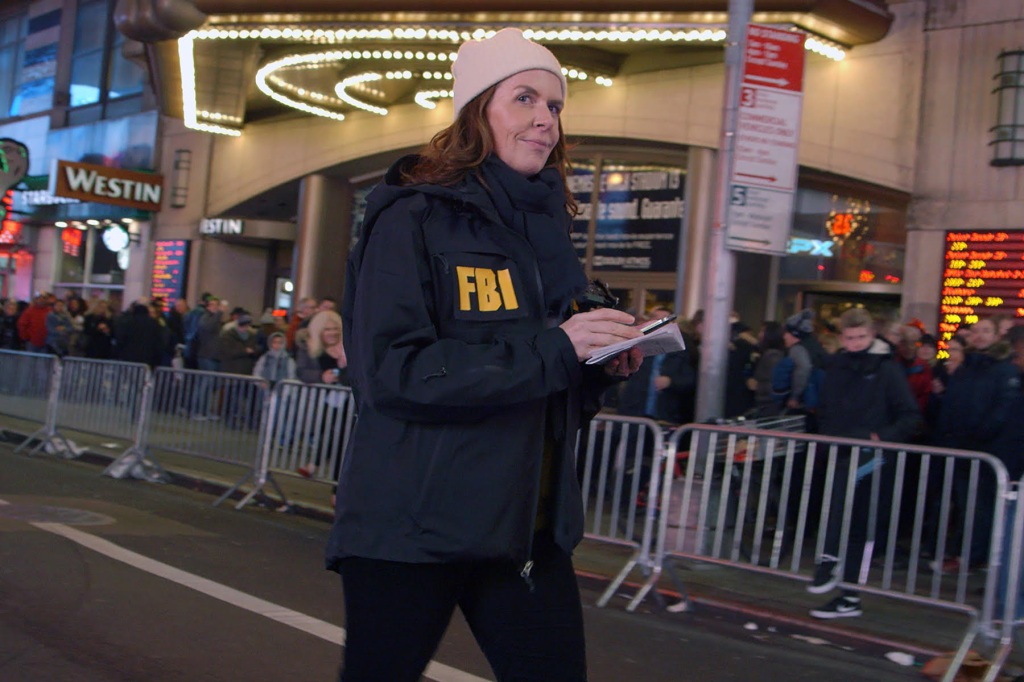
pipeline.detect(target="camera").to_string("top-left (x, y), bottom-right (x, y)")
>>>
top-left (572, 279), bottom-right (619, 313)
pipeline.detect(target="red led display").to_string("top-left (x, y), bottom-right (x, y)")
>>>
top-left (939, 230), bottom-right (1024, 352)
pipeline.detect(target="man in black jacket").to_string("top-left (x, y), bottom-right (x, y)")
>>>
top-left (805, 307), bottom-right (921, 619)
top-left (615, 307), bottom-right (695, 423)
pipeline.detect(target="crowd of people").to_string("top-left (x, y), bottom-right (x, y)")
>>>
top-left (0, 289), bottom-right (349, 388)
top-left (610, 303), bottom-right (1024, 620)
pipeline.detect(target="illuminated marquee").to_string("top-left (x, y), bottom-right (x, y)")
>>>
top-left (939, 230), bottom-right (1024, 355)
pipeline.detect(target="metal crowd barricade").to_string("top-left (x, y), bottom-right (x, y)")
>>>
top-left (577, 414), bottom-right (666, 608)
top-left (990, 476), bottom-right (1024, 682)
top-left (261, 380), bottom-right (355, 491)
top-left (139, 367), bottom-right (272, 507)
top-left (612, 423), bottom-right (1009, 682)
top-left (0, 350), bottom-right (60, 452)
top-left (45, 357), bottom-right (162, 475)
top-left (697, 412), bottom-right (806, 463)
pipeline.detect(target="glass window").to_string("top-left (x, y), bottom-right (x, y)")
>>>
top-left (67, 0), bottom-right (145, 119)
top-left (0, 13), bottom-right (26, 118)
top-left (571, 160), bottom-right (685, 274)
top-left (90, 227), bottom-right (127, 284)
top-left (70, 0), bottom-right (107, 108)
top-left (780, 187), bottom-right (907, 285)
top-left (58, 228), bottom-right (88, 284)
top-left (107, 30), bottom-right (144, 100)
top-left (69, 52), bottom-right (103, 107)
top-left (56, 225), bottom-right (129, 289)
top-left (73, 0), bottom-right (108, 53)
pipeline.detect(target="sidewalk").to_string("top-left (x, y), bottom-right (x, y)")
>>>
top-left (0, 418), bottom-right (1006, 668)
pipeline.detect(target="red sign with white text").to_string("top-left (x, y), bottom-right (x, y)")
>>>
top-left (742, 24), bottom-right (806, 92)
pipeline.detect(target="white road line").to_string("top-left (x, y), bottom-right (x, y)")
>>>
top-left (24, 517), bottom-right (489, 682)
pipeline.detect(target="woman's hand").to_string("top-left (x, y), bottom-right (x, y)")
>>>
top-left (604, 348), bottom-right (643, 377)
top-left (321, 369), bottom-right (338, 384)
top-left (559, 308), bottom-right (640, 361)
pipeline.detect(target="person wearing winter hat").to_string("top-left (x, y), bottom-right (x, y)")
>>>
top-left (781, 309), bottom-right (828, 411)
top-left (784, 309), bottom-right (815, 341)
top-left (328, 27), bottom-right (643, 681)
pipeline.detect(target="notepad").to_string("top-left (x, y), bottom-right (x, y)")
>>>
top-left (585, 322), bottom-right (686, 365)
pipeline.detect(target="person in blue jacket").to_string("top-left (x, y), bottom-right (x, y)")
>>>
top-left (327, 28), bottom-right (644, 682)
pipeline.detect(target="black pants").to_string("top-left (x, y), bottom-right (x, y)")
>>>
top-left (337, 533), bottom-right (587, 682)
top-left (821, 448), bottom-right (895, 585)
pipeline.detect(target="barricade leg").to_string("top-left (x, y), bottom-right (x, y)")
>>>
top-left (103, 446), bottom-right (170, 483)
top-left (14, 357), bottom-right (75, 458)
top-left (213, 383), bottom-right (288, 510)
top-left (984, 494), bottom-right (1024, 682)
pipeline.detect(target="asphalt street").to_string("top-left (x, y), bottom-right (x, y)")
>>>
top-left (0, 443), bottom-right (924, 681)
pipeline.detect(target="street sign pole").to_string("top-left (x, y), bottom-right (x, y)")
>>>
top-left (695, 0), bottom-right (753, 422)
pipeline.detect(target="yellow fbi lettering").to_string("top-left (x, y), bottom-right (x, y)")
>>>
top-left (456, 266), bottom-right (520, 312)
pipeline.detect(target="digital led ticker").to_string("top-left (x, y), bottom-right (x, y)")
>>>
top-left (939, 230), bottom-right (1024, 354)
top-left (151, 240), bottom-right (189, 308)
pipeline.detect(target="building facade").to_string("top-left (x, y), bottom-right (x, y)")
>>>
top-left (0, 0), bottom-right (1022, 344)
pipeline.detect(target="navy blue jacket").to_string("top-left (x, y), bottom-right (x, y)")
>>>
top-left (326, 158), bottom-right (612, 571)
top-left (817, 338), bottom-right (922, 443)
top-left (990, 368), bottom-right (1024, 480)
top-left (933, 350), bottom-right (1020, 452)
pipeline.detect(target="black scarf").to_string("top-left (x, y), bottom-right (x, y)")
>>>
top-left (477, 155), bottom-right (587, 317)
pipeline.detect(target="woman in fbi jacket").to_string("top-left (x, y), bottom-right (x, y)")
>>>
top-left (326, 28), bottom-right (644, 682)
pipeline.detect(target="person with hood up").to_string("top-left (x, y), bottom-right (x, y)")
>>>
top-left (805, 307), bottom-right (921, 620)
top-left (328, 28), bottom-right (644, 681)
top-left (253, 331), bottom-right (296, 385)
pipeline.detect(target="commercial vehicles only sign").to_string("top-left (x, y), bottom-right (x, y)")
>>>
top-left (726, 24), bottom-right (806, 255)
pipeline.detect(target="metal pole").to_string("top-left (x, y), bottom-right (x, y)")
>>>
top-left (695, 0), bottom-right (753, 422)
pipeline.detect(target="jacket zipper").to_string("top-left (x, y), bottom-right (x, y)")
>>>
top-left (457, 201), bottom-right (550, 592)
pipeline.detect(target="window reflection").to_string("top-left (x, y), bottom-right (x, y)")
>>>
top-left (68, 0), bottom-right (145, 116)
top-left (781, 188), bottom-right (906, 285)
top-left (0, 14), bottom-right (27, 117)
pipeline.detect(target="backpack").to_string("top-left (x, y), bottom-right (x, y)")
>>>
top-left (771, 355), bottom-right (825, 409)
top-left (771, 355), bottom-right (795, 401)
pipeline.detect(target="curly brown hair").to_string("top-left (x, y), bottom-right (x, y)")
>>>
top-left (400, 84), bottom-right (578, 217)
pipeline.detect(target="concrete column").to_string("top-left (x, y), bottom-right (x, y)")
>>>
top-left (293, 173), bottom-right (352, 303)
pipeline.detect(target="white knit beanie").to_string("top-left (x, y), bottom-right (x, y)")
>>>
top-left (451, 28), bottom-right (567, 120)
